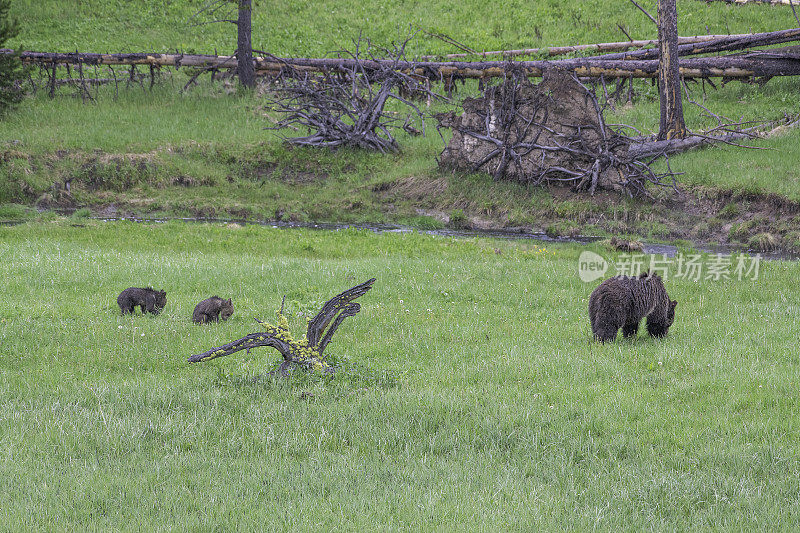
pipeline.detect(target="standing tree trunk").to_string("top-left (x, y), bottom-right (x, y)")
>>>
top-left (236, 0), bottom-right (255, 88)
top-left (657, 0), bottom-right (686, 140)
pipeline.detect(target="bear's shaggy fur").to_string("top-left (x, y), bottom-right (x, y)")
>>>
top-left (117, 287), bottom-right (167, 315)
top-left (588, 273), bottom-right (677, 342)
top-left (192, 296), bottom-right (234, 324)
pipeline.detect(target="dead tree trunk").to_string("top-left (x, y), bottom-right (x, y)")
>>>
top-left (7, 46), bottom-right (800, 80)
top-left (657, 0), bottom-right (687, 140)
top-left (236, 0), bottom-right (255, 88)
top-left (189, 279), bottom-right (375, 374)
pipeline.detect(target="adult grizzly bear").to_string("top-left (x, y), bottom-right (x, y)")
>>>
top-left (192, 296), bottom-right (234, 324)
top-left (117, 287), bottom-right (167, 315)
top-left (589, 273), bottom-right (677, 342)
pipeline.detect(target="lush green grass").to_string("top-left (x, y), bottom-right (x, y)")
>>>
top-left (0, 85), bottom-right (266, 152)
top-left (1, 220), bottom-right (799, 528)
top-left (9, 0), bottom-right (800, 56)
top-left (608, 76), bottom-right (800, 199)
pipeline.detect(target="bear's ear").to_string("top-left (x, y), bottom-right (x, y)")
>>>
top-left (227, 299), bottom-right (232, 304)
top-left (639, 272), bottom-right (649, 278)
top-left (670, 299), bottom-right (677, 308)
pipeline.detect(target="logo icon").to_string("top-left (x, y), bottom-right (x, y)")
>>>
top-left (578, 251), bottom-right (608, 282)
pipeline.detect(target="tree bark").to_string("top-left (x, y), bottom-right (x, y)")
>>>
top-left (6, 47), bottom-right (800, 80)
top-left (657, 0), bottom-right (686, 140)
top-left (236, 0), bottom-right (255, 88)
top-left (418, 34), bottom-right (758, 61)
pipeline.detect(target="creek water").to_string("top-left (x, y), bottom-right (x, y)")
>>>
top-left (3, 213), bottom-right (799, 260)
top-left (77, 216), bottom-right (800, 261)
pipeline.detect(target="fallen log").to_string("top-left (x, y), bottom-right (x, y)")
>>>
top-left (253, 53), bottom-right (800, 79)
top-left (628, 132), bottom-right (757, 159)
top-left (0, 49), bottom-right (238, 68)
top-left (189, 278), bottom-right (375, 375)
top-left (419, 33), bottom-right (759, 60)
top-left (52, 78), bottom-right (114, 86)
top-left (593, 27), bottom-right (800, 60)
top-left (701, 0), bottom-right (799, 5)
top-left (4, 48), bottom-right (800, 80)
top-left (627, 113), bottom-right (800, 158)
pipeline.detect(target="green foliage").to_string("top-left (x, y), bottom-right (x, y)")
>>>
top-left (747, 232), bottom-right (779, 252)
top-left (0, 0), bottom-right (24, 113)
top-left (70, 207), bottom-right (91, 219)
top-left (718, 202), bottom-right (741, 219)
top-left (448, 208), bottom-right (467, 228)
top-left (0, 202), bottom-right (31, 219)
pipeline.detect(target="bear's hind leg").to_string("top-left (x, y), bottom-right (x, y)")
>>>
top-left (622, 321), bottom-right (639, 338)
top-left (646, 319), bottom-right (669, 338)
top-left (592, 317), bottom-right (621, 343)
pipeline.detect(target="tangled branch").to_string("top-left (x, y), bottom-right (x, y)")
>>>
top-left (188, 279), bottom-right (376, 375)
top-left (438, 69), bottom-right (678, 196)
top-left (264, 36), bottom-right (441, 152)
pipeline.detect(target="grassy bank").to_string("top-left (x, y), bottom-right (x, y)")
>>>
top-left (1, 221), bottom-right (799, 528)
top-left (2, 75), bottom-right (800, 251)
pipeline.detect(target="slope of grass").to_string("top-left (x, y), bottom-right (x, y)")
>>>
top-left (0, 221), bottom-right (799, 529)
top-left (9, 0), bottom-right (800, 56)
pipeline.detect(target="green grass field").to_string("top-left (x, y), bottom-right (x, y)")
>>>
top-left (1, 220), bottom-right (799, 529)
top-left (9, 0), bottom-right (800, 56)
top-left (3, 2), bottom-right (800, 525)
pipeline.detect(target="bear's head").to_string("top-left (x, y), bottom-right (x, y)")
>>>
top-left (666, 299), bottom-right (677, 327)
top-left (220, 298), bottom-right (234, 321)
top-left (153, 290), bottom-right (167, 314)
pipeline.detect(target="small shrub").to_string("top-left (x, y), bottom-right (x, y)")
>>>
top-left (403, 215), bottom-right (445, 230)
top-left (70, 208), bottom-right (92, 219)
top-left (729, 219), bottom-right (761, 242)
top-left (0, 0), bottom-right (24, 114)
top-left (784, 231), bottom-right (800, 251)
top-left (718, 202), bottom-right (740, 219)
top-left (747, 232), bottom-right (779, 252)
top-left (448, 209), bottom-right (467, 228)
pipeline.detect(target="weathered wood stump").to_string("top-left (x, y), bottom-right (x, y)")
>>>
top-left (188, 278), bottom-right (375, 374)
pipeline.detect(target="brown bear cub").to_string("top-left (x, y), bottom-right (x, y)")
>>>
top-left (589, 273), bottom-right (677, 342)
top-left (192, 296), bottom-right (234, 324)
top-left (117, 287), bottom-right (167, 315)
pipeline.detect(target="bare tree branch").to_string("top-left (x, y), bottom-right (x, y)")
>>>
top-left (189, 279), bottom-right (376, 374)
top-left (629, 0), bottom-right (657, 24)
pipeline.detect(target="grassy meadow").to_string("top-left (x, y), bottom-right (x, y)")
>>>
top-left (2, 1), bottom-right (800, 526)
top-left (1, 220), bottom-right (799, 529)
top-left (9, 0), bottom-right (800, 57)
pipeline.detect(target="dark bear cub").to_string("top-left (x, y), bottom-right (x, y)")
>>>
top-left (588, 273), bottom-right (677, 342)
top-left (117, 287), bottom-right (167, 315)
top-left (192, 296), bottom-right (234, 324)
